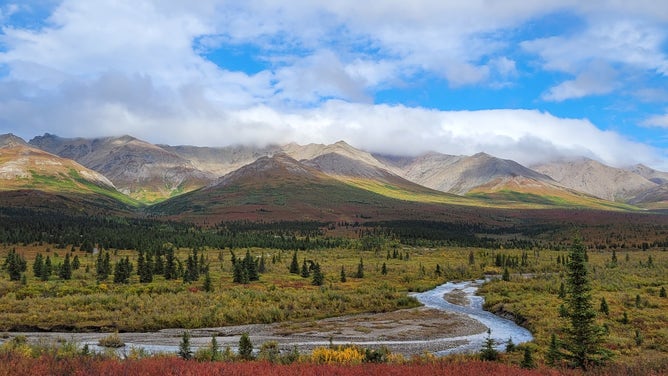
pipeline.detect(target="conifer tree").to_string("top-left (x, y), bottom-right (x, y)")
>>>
top-left (178, 330), bottom-right (192, 360)
top-left (356, 258), bottom-right (364, 278)
top-left (546, 333), bottom-right (561, 366)
top-left (311, 262), bottom-right (324, 286)
top-left (203, 270), bottom-right (213, 292)
top-left (599, 297), bottom-right (609, 316)
top-left (562, 238), bottom-right (609, 369)
top-left (41, 256), bottom-right (52, 281)
top-left (340, 265), bottom-right (346, 282)
top-left (289, 251), bottom-right (299, 274)
top-left (72, 255), bottom-right (80, 270)
top-left (479, 328), bottom-right (498, 361)
top-left (300, 258), bottom-right (310, 278)
top-left (381, 262), bottom-right (387, 275)
top-left (164, 247), bottom-right (177, 280)
top-left (33, 253), bottom-right (44, 278)
top-left (59, 253), bottom-right (72, 280)
top-left (238, 333), bottom-right (253, 360)
top-left (521, 347), bottom-right (535, 369)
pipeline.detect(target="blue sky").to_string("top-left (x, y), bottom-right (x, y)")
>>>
top-left (1, 1), bottom-right (668, 169)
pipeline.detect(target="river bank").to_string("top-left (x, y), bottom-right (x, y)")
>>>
top-left (0, 279), bottom-right (532, 356)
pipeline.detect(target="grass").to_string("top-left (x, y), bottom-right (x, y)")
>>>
top-left (0, 241), bottom-right (666, 372)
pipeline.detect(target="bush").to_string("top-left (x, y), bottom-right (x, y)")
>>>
top-left (98, 332), bottom-right (124, 348)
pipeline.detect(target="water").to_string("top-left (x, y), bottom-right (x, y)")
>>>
top-left (411, 279), bottom-right (533, 355)
top-left (1, 279), bottom-right (533, 356)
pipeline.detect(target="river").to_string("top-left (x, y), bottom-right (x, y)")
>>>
top-left (1, 279), bottom-right (532, 356)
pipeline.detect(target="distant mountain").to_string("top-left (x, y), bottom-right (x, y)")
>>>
top-left (150, 153), bottom-right (417, 222)
top-left (532, 158), bottom-right (657, 202)
top-left (0, 134), bottom-right (134, 213)
top-left (30, 134), bottom-right (215, 202)
top-left (160, 144), bottom-right (280, 177)
top-left (382, 151), bottom-right (555, 194)
top-left (22, 132), bottom-right (668, 211)
top-left (628, 164), bottom-right (668, 185)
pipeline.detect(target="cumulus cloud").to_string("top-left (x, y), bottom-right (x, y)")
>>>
top-left (0, 0), bottom-right (667, 170)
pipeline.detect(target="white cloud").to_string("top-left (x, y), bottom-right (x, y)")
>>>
top-left (542, 61), bottom-right (618, 101)
top-left (642, 112), bottom-right (668, 128)
top-left (0, 0), bottom-right (667, 171)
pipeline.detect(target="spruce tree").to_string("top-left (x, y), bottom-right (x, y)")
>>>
top-left (164, 247), bottom-right (177, 280)
top-left (300, 259), bottom-right (310, 278)
top-left (33, 253), bottom-right (44, 278)
top-left (238, 332), bottom-right (253, 360)
top-left (381, 262), bottom-right (387, 275)
top-left (289, 251), bottom-right (299, 274)
top-left (72, 255), bottom-right (80, 270)
top-left (41, 256), bottom-right (52, 281)
top-left (599, 297), bottom-right (609, 316)
top-left (311, 263), bottom-right (324, 286)
top-left (178, 330), bottom-right (192, 360)
top-left (59, 253), bottom-right (72, 280)
top-left (479, 328), bottom-right (498, 361)
top-left (340, 265), bottom-right (346, 282)
top-left (203, 270), bottom-right (213, 292)
top-left (520, 347), bottom-right (535, 369)
top-left (546, 333), bottom-right (561, 366)
top-left (562, 238), bottom-right (609, 369)
top-left (356, 258), bottom-right (364, 278)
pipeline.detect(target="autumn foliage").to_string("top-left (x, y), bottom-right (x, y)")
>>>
top-left (0, 354), bottom-right (580, 376)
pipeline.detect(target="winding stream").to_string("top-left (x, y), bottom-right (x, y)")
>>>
top-left (1, 279), bottom-right (532, 356)
top-left (411, 279), bottom-right (533, 355)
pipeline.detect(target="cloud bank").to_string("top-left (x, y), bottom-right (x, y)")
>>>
top-left (0, 0), bottom-right (667, 169)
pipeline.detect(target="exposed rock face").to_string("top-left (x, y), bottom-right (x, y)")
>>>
top-left (30, 134), bottom-right (214, 201)
top-left (389, 151), bottom-right (553, 195)
top-left (628, 164), bottom-right (668, 185)
top-left (532, 158), bottom-right (657, 202)
top-left (1, 134), bottom-right (115, 190)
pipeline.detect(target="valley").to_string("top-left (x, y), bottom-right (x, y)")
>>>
top-left (1, 133), bottom-right (668, 375)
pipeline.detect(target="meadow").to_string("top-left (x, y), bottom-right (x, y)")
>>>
top-left (0, 228), bottom-right (667, 373)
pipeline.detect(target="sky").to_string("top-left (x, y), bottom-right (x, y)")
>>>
top-left (1, 1), bottom-right (668, 169)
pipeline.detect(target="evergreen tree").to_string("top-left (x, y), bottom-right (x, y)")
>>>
top-left (381, 262), bottom-right (387, 275)
top-left (210, 335), bottom-right (220, 361)
top-left (562, 238), bottom-right (609, 370)
top-left (203, 270), bottom-right (213, 292)
top-left (96, 251), bottom-right (110, 281)
top-left (154, 254), bottom-right (164, 275)
top-left (4, 249), bottom-right (26, 281)
top-left (289, 251), bottom-right (299, 274)
top-left (164, 247), bottom-right (177, 280)
top-left (41, 256), bottom-right (52, 281)
top-left (520, 347), bottom-right (535, 369)
top-left (356, 258), bottom-right (364, 278)
top-left (137, 250), bottom-right (153, 283)
top-left (238, 332), bottom-right (253, 360)
top-left (505, 337), bottom-right (515, 352)
top-left (72, 255), bottom-right (80, 270)
top-left (479, 328), bottom-right (499, 361)
top-left (300, 258), bottom-right (310, 278)
top-left (502, 267), bottom-right (510, 281)
top-left (311, 262), bottom-right (324, 286)
top-left (178, 330), bottom-right (192, 360)
top-left (599, 297), bottom-right (609, 316)
top-left (243, 250), bottom-right (259, 281)
top-left (435, 264), bottom-right (442, 276)
top-left (546, 333), bottom-right (561, 366)
top-left (558, 282), bottom-right (566, 299)
top-left (33, 253), bottom-right (44, 278)
top-left (660, 286), bottom-right (667, 298)
top-left (468, 250), bottom-right (475, 265)
top-left (59, 253), bottom-right (72, 280)
top-left (340, 265), bottom-right (346, 282)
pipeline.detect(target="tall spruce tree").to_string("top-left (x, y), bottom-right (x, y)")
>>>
top-left (289, 251), bottom-right (299, 274)
top-left (562, 238), bottom-right (609, 369)
top-left (59, 253), bottom-right (72, 280)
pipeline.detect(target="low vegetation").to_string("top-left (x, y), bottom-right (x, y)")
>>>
top-left (0, 211), bottom-right (666, 374)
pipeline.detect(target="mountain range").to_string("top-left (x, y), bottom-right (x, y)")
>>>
top-left (1, 133), bottom-right (667, 220)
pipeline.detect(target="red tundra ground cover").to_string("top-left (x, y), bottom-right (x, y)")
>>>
top-left (0, 354), bottom-right (577, 376)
